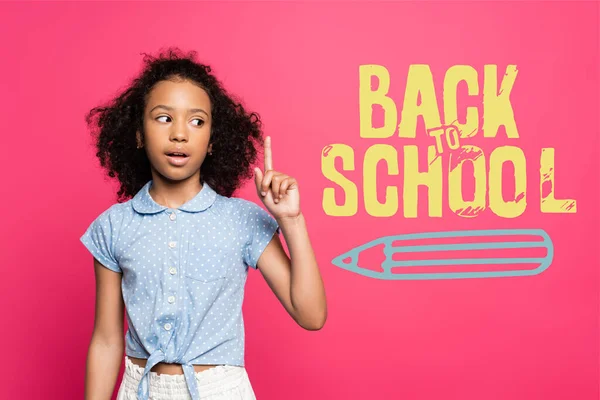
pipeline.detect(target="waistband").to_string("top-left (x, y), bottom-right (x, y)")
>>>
top-left (131, 351), bottom-right (245, 400)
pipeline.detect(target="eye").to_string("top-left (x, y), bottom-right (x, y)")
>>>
top-left (156, 116), bottom-right (170, 123)
top-left (192, 118), bottom-right (204, 127)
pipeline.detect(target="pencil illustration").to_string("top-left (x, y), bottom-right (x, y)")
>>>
top-left (331, 229), bottom-right (554, 280)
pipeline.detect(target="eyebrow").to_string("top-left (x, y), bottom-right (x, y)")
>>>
top-left (150, 104), bottom-right (209, 117)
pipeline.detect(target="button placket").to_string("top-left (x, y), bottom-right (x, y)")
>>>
top-left (165, 209), bottom-right (180, 337)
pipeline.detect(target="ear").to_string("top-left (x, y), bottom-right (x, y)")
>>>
top-left (208, 143), bottom-right (213, 153)
top-left (136, 131), bottom-right (143, 148)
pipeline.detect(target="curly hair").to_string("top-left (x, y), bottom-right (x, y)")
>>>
top-left (85, 47), bottom-right (265, 201)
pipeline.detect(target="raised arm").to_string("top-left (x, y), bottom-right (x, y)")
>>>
top-left (85, 259), bottom-right (124, 400)
top-left (253, 136), bottom-right (327, 330)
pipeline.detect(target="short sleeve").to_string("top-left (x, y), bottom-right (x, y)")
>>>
top-left (80, 207), bottom-right (122, 273)
top-left (243, 201), bottom-right (280, 269)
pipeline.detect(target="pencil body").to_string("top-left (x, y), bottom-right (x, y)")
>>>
top-left (332, 229), bottom-right (553, 280)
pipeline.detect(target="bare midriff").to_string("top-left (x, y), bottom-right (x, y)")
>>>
top-left (129, 356), bottom-right (219, 375)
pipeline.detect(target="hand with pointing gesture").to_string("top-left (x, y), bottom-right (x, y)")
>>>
top-left (253, 136), bottom-right (301, 220)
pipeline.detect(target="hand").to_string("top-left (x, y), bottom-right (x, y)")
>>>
top-left (254, 136), bottom-right (301, 220)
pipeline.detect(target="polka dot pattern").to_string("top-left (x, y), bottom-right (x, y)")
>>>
top-left (79, 180), bottom-right (280, 400)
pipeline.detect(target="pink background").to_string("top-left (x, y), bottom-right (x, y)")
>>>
top-left (1, 1), bottom-right (598, 399)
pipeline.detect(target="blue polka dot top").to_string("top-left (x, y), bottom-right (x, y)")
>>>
top-left (80, 179), bottom-right (280, 400)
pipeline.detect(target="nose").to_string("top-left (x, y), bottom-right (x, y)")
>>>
top-left (170, 120), bottom-right (189, 142)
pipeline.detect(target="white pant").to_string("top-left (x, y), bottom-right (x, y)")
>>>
top-left (116, 356), bottom-right (257, 400)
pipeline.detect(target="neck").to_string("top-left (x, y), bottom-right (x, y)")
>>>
top-left (148, 172), bottom-right (203, 209)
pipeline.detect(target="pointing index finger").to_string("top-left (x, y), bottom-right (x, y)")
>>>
top-left (264, 136), bottom-right (273, 171)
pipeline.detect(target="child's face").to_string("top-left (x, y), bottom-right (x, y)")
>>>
top-left (138, 78), bottom-right (213, 184)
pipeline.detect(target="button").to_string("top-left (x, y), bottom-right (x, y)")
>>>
top-left (168, 296), bottom-right (176, 304)
top-left (164, 323), bottom-right (172, 331)
top-left (168, 241), bottom-right (177, 248)
top-left (169, 213), bottom-right (176, 221)
top-left (169, 267), bottom-right (177, 275)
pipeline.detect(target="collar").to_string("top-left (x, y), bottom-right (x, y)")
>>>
top-left (131, 180), bottom-right (217, 214)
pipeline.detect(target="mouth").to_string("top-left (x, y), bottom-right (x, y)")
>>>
top-left (165, 152), bottom-right (190, 166)
top-left (165, 151), bottom-right (189, 157)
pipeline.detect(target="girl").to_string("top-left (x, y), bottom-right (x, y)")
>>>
top-left (80, 48), bottom-right (327, 400)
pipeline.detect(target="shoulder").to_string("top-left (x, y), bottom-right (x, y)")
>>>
top-left (216, 193), bottom-right (271, 224)
top-left (103, 201), bottom-right (130, 219)
top-left (215, 196), bottom-right (266, 220)
top-left (211, 195), bottom-right (277, 232)
top-left (87, 201), bottom-right (130, 228)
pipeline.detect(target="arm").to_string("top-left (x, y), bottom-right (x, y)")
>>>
top-left (85, 258), bottom-right (124, 400)
top-left (252, 135), bottom-right (326, 331)
top-left (257, 214), bottom-right (327, 331)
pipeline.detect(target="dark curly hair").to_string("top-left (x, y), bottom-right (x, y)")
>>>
top-left (85, 47), bottom-right (265, 201)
